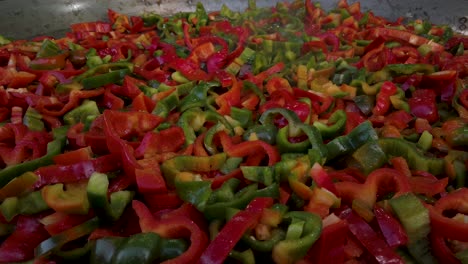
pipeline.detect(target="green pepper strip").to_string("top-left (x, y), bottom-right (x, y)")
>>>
top-left (74, 62), bottom-right (134, 82)
top-left (206, 182), bottom-right (279, 220)
top-left (385, 63), bottom-right (435, 76)
top-left (313, 109), bottom-right (346, 139)
top-left (81, 68), bottom-right (131, 90)
top-left (378, 137), bottom-right (445, 175)
top-left (35, 217), bottom-right (100, 258)
top-left (0, 190), bottom-right (49, 221)
top-left (272, 211), bottom-right (322, 263)
top-left (178, 82), bottom-right (218, 112)
top-left (23, 107), bottom-right (45, 131)
top-left (325, 120), bottom-right (378, 160)
top-left (176, 177), bottom-right (279, 220)
top-left (240, 166), bottom-right (276, 186)
top-left (161, 153), bottom-right (227, 186)
top-left (91, 232), bottom-right (188, 264)
top-left (259, 108), bottom-right (327, 162)
top-left (177, 108), bottom-right (233, 146)
top-left (0, 126), bottom-right (68, 188)
top-left (390, 193), bottom-right (437, 264)
top-left (204, 123), bottom-right (229, 155)
top-left (87, 172), bottom-right (134, 221)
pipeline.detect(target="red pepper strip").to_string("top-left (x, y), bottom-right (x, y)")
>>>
top-left (408, 175), bottom-right (448, 197)
top-left (135, 159), bottom-right (167, 193)
top-left (169, 58), bottom-right (212, 81)
top-left (372, 27), bottom-right (444, 52)
top-left (52, 146), bottom-right (93, 165)
top-left (38, 88), bottom-right (105, 117)
top-left (215, 75), bottom-right (241, 115)
top-left (384, 110), bottom-right (413, 130)
top-left (131, 93), bottom-right (156, 112)
top-left (218, 131), bottom-right (280, 166)
top-left (135, 127), bottom-right (186, 158)
top-left (103, 110), bottom-right (163, 139)
top-left (132, 200), bottom-right (209, 264)
top-left (66, 123), bottom-right (86, 149)
top-left (248, 62), bottom-right (285, 88)
top-left (211, 168), bottom-right (243, 189)
top-left (33, 154), bottom-right (121, 188)
top-left (143, 191), bottom-right (184, 212)
top-left (199, 197), bottom-right (274, 264)
top-left (0, 216), bottom-right (50, 263)
top-left (430, 233), bottom-right (461, 264)
top-left (306, 219), bottom-right (348, 264)
top-left (374, 206), bottom-right (408, 248)
top-left (102, 87), bottom-right (125, 110)
top-left (102, 111), bottom-right (142, 181)
top-left (293, 88), bottom-right (333, 115)
top-left (408, 89), bottom-right (439, 123)
top-left (373, 81), bottom-right (397, 115)
top-left (428, 188), bottom-right (468, 242)
top-left (339, 208), bottom-right (404, 264)
top-left (109, 75), bottom-right (144, 99)
top-left (335, 168), bottom-right (411, 208)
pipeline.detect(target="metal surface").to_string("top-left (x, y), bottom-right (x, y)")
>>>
top-left (0, 0), bottom-right (467, 40)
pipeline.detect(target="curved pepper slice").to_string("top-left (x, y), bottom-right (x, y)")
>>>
top-left (87, 172), bottom-right (134, 221)
top-left (0, 216), bottom-right (50, 263)
top-left (161, 153), bottom-right (227, 186)
top-left (199, 197), bottom-right (274, 264)
top-left (339, 208), bottom-right (404, 264)
top-left (0, 126), bottom-right (68, 188)
top-left (132, 200), bottom-right (209, 263)
top-left (335, 168), bottom-right (411, 209)
top-left (325, 120), bottom-right (377, 160)
top-left (42, 181), bottom-right (90, 215)
top-left (313, 109), bottom-right (347, 139)
top-left (389, 193), bottom-right (437, 264)
top-left (272, 211), bottom-right (322, 264)
top-left (35, 217), bottom-right (100, 258)
top-left (428, 188), bottom-right (468, 242)
top-left (259, 108), bottom-right (327, 162)
top-left (90, 232), bottom-right (188, 264)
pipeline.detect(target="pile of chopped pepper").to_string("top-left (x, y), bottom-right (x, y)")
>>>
top-left (0, 0), bottom-right (467, 263)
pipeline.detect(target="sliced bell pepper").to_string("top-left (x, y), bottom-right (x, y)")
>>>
top-left (389, 193), bottom-right (437, 264)
top-left (272, 211), bottom-right (322, 264)
top-left (0, 216), bottom-right (50, 263)
top-left (132, 200), bottom-right (209, 263)
top-left (87, 172), bottom-right (134, 221)
top-left (35, 217), bottom-right (100, 258)
top-left (313, 109), bottom-right (347, 139)
top-left (0, 190), bottom-right (49, 221)
top-left (199, 197), bottom-right (274, 264)
top-left (339, 208), bottom-right (404, 264)
top-left (41, 181), bottom-right (90, 215)
top-left (90, 232), bottom-right (188, 264)
top-left (161, 153), bottom-right (226, 186)
top-left (0, 126), bottom-right (68, 188)
top-left (325, 120), bottom-right (377, 160)
top-left (259, 108), bottom-right (327, 162)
